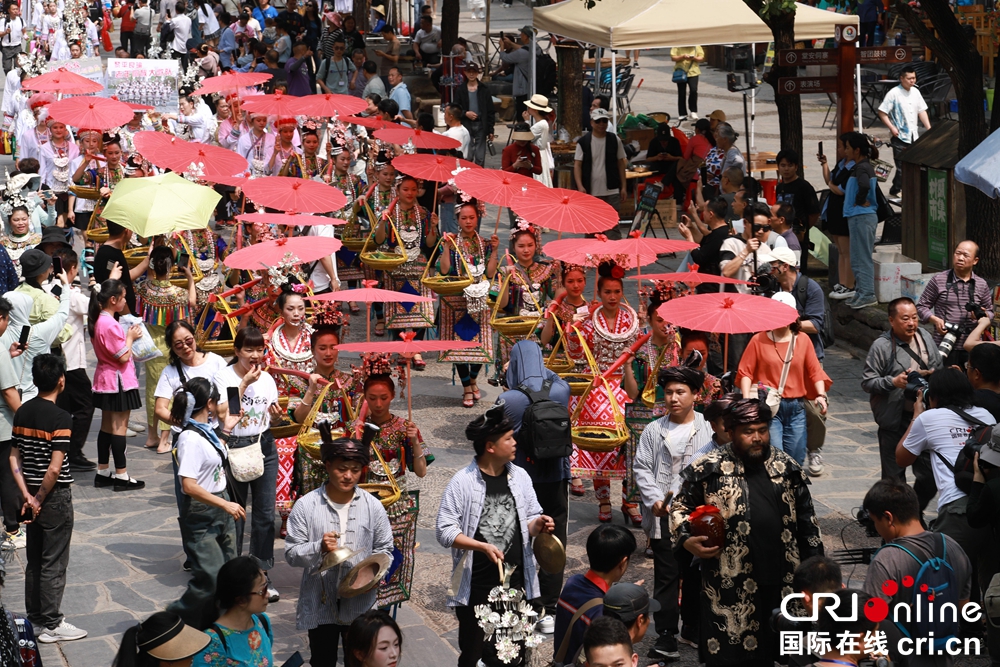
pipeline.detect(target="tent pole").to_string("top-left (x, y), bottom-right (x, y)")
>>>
top-left (485, 0), bottom-right (491, 73)
top-left (743, 92), bottom-right (751, 177)
top-left (531, 28), bottom-right (537, 96)
top-left (750, 44), bottom-right (756, 152)
top-left (612, 49), bottom-right (618, 127)
top-left (855, 63), bottom-right (863, 132)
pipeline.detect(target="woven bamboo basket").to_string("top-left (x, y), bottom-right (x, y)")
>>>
top-left (569, 326), bottom-right (628, 452)
top-left (359, 214), bottom-right (407, 271)
top-left (490, 272), bottom-right (540, 336)
top-left (421, 236), bottom-right (473, 295)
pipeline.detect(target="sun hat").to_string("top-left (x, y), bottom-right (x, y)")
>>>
top-left (524, 94), bottom-right (552, 113)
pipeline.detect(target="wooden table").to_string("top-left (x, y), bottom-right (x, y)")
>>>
top-left (747, 152), bottom-right (778, 177)
top-left (583, 56), bottom-right (632, 69)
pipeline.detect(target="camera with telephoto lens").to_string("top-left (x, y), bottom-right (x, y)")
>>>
top-left (856, 507), bottom-right (880, 538)
top-left (750, 261), bottom-right (779, 298)
top-left (903, 370), bottom-right (930, 405)
top-left (967, 301), bottom-right (988, 321)
top-left (937, 321), bottom-right (961, 358)
top-left (769, 606), bottom-right (811, 634)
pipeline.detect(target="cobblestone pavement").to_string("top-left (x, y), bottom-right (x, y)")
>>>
top-left (0, 4), bottom-right (973, 666)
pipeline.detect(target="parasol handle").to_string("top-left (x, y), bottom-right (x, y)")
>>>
top-left (267, 366), bottom-right (331, 385)
top-left (492, 204), bottom-right (502, 237)
top-left (227, 297), bottom-right (272, 318)
top-left (543, 292), bottom-right (567, 321)
top-left (354, 399), bottom-right (369, 438)
top-left (211, 277), bottom-right (263, 301)
top-left (406, 360), bottom-right (412, 422)
top-left (380, 196), bottom-right (399, 221)
top-left (601, 333), bottom-right (652, 380)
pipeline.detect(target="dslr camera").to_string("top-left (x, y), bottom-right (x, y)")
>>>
top-left (967, 301), bottom-right (988, 321)
top-left (750, 261), bottom-right (779, 298)
top-left (903, 370), bottom-right (929, 405)
top-left (937, 321), bottom-right (961, 358)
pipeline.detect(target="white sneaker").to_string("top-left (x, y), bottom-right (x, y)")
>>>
top-left (536, 615), bottom-right (555, 634)
top-left (268, 586), bottom-right (280, 603)
top-left (125, 428), bottom-right (137, 437)
top-left (38, 620), bottom-right (88, 643)
top-left (7, 526), bottom-right (24, 549)
top-left (127, 420), bottom-right (146, 432)
top-left (807, 452), bottom-right (824, 476)
top-left (828, 284), bottom-right (856, 301)
top-left (688, 112), bottom-right (699, 120)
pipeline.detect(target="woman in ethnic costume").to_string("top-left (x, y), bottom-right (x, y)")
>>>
top-left (622, 290), bottom-right (683, 517)
top-left (1, 205), bottom-right (42, 281)
top-left (279, 127), bottom-right (328, 180)
top-left (176, 227), bottom-right (223, 309)
top-left (371, 174), bottom-right (437, 369)
top-left (360, 150), bottom-right (396, 336)
top-left (567, 260), bottom-right (640, 524)
top-left (495, 220), bottom-right (558, 384)
top-left (437, 199), bottom-right (499, 408)
top-left (268, 117), bottom-right (301, 176)
top-left (264, 287), bottom-right (314, 402)
top-left (281, 309), bottom-right (357, 534)
top-left (135, 246), bottom-right (197, 452)
top-left (74, 133), bottom-right (126, 236)
top-left (323, 135), bottom-right (366, 311)
top-left (679, 330), bottom-right (723, 408)
top-left (357, 370), bottom-right (427, 610)
top-left (540, 263), bottom-right (591, 371)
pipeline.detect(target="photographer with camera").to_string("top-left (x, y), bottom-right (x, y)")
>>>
top-left (862, 297), bottom-right (941, 511)
top-left (895, 368), bottom-right (996, 623)
top-left (861, 479), bottom-right (972, 667)
top-left (916, 241), bottom-right (993, 368)
top-left (771, 556), bottom-right (844, 667)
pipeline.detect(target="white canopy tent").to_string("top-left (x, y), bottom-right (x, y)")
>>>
top-left (533, 0), bottom-right (859, 127)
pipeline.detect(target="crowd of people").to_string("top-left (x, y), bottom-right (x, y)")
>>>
top-left (0, 0), bottom-right (990, 665)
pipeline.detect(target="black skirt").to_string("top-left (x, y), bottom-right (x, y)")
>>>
top-left (93, 377), bottom-right (142, 412)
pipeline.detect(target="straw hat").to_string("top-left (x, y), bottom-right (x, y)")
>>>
top-left (524, 94), bottom-right (552, 113)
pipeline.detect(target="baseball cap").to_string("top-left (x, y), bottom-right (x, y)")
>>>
top-left (603, 583), bottom-right (660, 624)
top-left (591, 108), bottom-right (611, 121)
top-left (772, 291), bottom-right (797, 310)
top-left (709, 109), bottom-right (727, 121)
top-left (984, 426), bottom-right (1000, 467)
top-left (769, 246), bottom-right (798, 268)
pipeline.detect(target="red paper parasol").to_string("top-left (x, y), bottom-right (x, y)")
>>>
top-left (632, 272), bottom-right (751, 286)
top-left (454, 169), bottom-right (542, 207)
top-left (342, 116), bottom-right (407, 131)
top-left (133, 131), bottom-right (249, 180)
top-left (373, 127), bottom-right (460, 150)
top-left (23, 68), bottom-right (102, 94)
top-left (546, 232), bottom-right (697, 270)
top-left (310, 281), bottom-right (434, 340)
top-left (224, 235), bottom-right (342, 270)
top-left (47, 96), bottom-right (134, 130)
top-left (241, 176), bottom-right (347, 213)
top-left (192, 71), bottom-right (272, 96)
top-left (392, 153), bottom-right (481, 183)
top-left (237, 212), bottom-right (346, 226)
top-left (292, 93), bottom-right (368, 118)
top-left (511, 187), bottom-right (618, 235)
top-left (114, 98), bottom-right (153, 111)
top-left (657, 293), bottom-right (798, 334)
top-left (240, 91), bottom-right (302, 117)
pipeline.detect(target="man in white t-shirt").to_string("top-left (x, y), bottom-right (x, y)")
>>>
top-left (896, 367), bottom-right (993, 587)
top-left (877, 66), bottom-right (930, 197)
top-left (0, 3), bottom-right (25, 74)
top-left (167, 0), bottom-right (193, 67)
top-left (439, 103), bottom-right (470, 160)
top-left (574, 108), bottom-right (626, 237)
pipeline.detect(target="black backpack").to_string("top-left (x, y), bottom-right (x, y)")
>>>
top-left (933, 407), bottom-right (993, 494)
top-left (792, 276), bottom-right (835, 349)
top-left (535, 52), bottom-right (558, 98)
top-left (516, 378), bottom-right (572, 460)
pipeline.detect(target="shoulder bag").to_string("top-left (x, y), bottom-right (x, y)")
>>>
top-left (228, 430), bottom-right (264, 482)
top-left (552, 597), bottom-right (603, 667)
top-left (765, 333), bottom-right (796, 410)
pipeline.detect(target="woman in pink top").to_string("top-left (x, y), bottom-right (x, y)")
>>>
top-left (89, 278), bottom-right (146, 492)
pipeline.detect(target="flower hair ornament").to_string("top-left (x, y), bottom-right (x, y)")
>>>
top-left (508, 216), bottom-right (538, 242)
top-left (352, 352), bottom-right (405, 392)
top-left (597, 260), bottom-right (626, 281)
top-left (0, 170), bottom-right (32, 218)
top-left (312, 301), bottom-right (349, 337)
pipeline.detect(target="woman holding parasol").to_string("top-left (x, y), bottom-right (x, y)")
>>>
top-left (436, 198), bottom-right (499, 407)
top-left (566, 260), bottom-right (640, 524)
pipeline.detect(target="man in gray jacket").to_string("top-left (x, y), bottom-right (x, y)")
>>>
top-left (633, 365), bottom-right (713, 659)
top-left (861, 296), bottom-right (941, 511)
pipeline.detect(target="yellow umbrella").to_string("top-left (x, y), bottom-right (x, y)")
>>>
top-left (100, 172), bottom-right (221, 237)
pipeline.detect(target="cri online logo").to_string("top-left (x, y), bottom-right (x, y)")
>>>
top-left (780, 578), bottom-right (982, 624)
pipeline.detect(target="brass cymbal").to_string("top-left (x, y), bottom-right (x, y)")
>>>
top-left (338, 552), bottom-right (393, 598)
top-left (533, 533), bottom-right (566, 574)
top-left (319, 546), bottom-right (359, 573)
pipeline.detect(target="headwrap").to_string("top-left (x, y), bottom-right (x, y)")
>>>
top-left (374, 149), bottom-right (392, 169)
top-left (319, 428), bottom-right (370, 464)
top-left (466, 401), bottom-right (514, 443)
top-left (275, 117), bottom-right (297, 129)
top-left (723, 398), bottom-right (772, 429)
top-left (657, 364), bottom-right (705, 392)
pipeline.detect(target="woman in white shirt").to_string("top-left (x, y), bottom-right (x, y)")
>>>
top-left (523, 94), bottom-right (554, 188)
top-left (166, 376), bottom-right (244, 629)
top-left (195, 0), bottom-right (220, 45)
top-left (215, 326), bottom-right (282, 600)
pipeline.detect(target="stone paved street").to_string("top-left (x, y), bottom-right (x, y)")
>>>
top-left (0, 2), bottom-right (974, 665)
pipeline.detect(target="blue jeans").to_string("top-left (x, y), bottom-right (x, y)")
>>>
top-left (847, 212), bottom-right (878, 301)
top-left (439, 202), bottom-right (457, 235)
top-left (769, 397), bottom-right (807, 465)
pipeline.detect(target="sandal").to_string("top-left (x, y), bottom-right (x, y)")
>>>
top-left (570, 479), bottom-right (586, 496)
top-left (621, 504), bottom-right (643, 526)
top-left (471, 383), bottom-right (481, 401)
top-left (374, 320), bottom-right (386, 337)
top-left (412, 356), bottom-right (426, 371)
top-left (349, 302), bottom-right (361, 314)
top-left (462, 388), bottom-right (475, 408)
top-left (598, 502), bottom-right (613, 523)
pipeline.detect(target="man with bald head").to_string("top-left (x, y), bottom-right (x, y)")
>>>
top-left (916, 240), bottom-right (993, 367)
